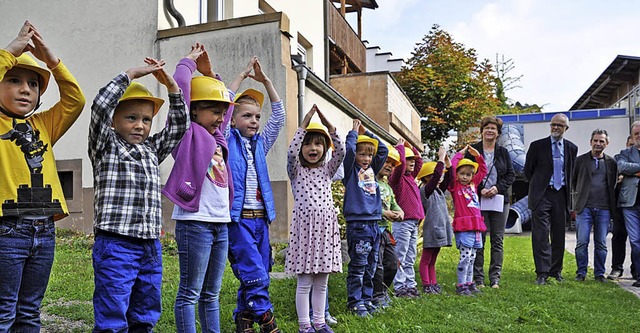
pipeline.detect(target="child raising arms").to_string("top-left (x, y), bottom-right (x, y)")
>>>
top-left (448, 145), bottom-right (487, 296)
top-left (285, 105), bottom-right (345, 333)
top-left (417, 146), bottom-right (453, 294)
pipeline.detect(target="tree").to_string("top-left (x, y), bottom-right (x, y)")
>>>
top-left (395, 25), bottom-right (500, 152)
top-left (493, 54), bottom-right (542, 114)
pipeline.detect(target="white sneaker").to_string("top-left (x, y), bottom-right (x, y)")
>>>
top-left (325, 314), bottom-right (338, 325)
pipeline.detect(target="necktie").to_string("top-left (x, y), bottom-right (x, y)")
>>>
top-left (553, 141), bottom-right (562, 190)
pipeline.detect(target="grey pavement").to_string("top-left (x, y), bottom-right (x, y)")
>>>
top-left (564, 230), bottom-right (640, 298)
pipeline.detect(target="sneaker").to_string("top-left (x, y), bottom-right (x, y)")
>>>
top-left (325, 314), bottom-right (338, 326)
top-left (372, 297), bottom-right (390, 309)
top-left (406, 287), bottom-right (420, 298)
top-left (314, 324), bottom-right (334, 333)
top-left (607, 269), bottom-right (623, 280)
top-left (431, 283), bottom-right (443, 294)
top-left (466, 282), bottom-right (482, 294)
top-left (257, 310), bottom-right (281, 333)
top-left (421, 284), bottom-right (433, 294)
top-left (595, 276), bottom-right (607, 283)
top-left (298, 326), bottom-right (315, 333)
top-left (490, 280), bottom-right (500, 289)
top-left (455, 284), bottom-right (472, 296)
top-left (364, 301), bottom-right (380, 315)
top-left (235, 311), bottom-right (256, 333)
top-left (475, 280), bottom-right (486, 288)
top-left (632, 280), bottom-right (640, 288)
top-left (349, 304), bottom-right (370, 318)
top-left (575, 274), bottom-right (585, 281)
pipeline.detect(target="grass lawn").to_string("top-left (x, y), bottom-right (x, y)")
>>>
top-left (42, 230), bottom-right (640, 332)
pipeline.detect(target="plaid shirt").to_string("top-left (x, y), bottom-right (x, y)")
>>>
top-left (88, 73), bottom-right (188, 239)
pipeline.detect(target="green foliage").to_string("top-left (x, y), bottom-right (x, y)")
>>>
top-left (395, 24), bottom-right (500, 152)
top-left (331, 180), bottom-right (346, 239)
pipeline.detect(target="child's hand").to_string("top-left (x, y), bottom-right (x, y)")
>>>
top-left (444, 153), bottom-right (452, 168)
top-left (29, 23), bottom-right (59, 69)
top-left (125, 59), bottom-right (164, 80)
top-left (251, 58), bottom-right (271, 84)
top-left (467, 145), bottom-right (480, 157)
top-left (186, 43), bottom-right (205, 61)
top-left (352, 119), bottom-right (362, 132)
top-left (437, 146), bottom-right (446, 162)
top-left (396, 138), bottom-right (406, 147)
top-left (358, 123), bottom-right (366, 135)
top-left (239, 56), bottom-right (256, 80)
top-left (5, 21), bottom-right (35, 57)
top-left (145, 58), bottom-right (179, 93)
top-left (458, 145), bottom-right (469, 155)
top-left (396, 210), bottom-right (405, 221)
top-left (316, 107), bottom-right (336, 133)
top-left (196, 47), bottom-right (215, 77)
top-left (301, 105), bottom-right (317, 129)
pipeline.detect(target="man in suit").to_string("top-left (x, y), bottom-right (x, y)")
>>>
top-left (571, 129), bottom-right (617, 283)
top-left (524, 113), bottom-right (578, 285)
top-left (615, 121), bottom-right (640, 288)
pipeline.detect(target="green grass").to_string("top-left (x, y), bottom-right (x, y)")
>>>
top-left (44, 231), bottom-right (640, 332)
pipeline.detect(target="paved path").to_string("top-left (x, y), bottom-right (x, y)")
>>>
top-left (564, 230), bottom-right (640, 298)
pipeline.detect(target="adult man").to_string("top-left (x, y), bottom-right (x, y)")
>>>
top-left (524, 113), bottom-right (578, 285)
top-left (608, 135), bottom-right (636, 280)
top-left (572, 129), bottom-right (617, 282)
top-left (615, 121), bottom-right (640, 288)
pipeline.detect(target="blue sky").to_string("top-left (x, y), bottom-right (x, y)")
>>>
top-left (349, 0), bottom-right (640, 112)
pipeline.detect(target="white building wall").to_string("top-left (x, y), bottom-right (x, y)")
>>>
top-left (387, 76), bottom-right (414, 130)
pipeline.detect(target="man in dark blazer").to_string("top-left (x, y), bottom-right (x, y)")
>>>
top-left (571, 129), bottom-right (617, 282)
top-left (524, 113), bottom-right (578, 285)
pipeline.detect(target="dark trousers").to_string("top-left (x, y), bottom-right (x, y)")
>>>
top-left (611, 210), bottom-right (636, 273)
top-left (531, 187), bottom-right (567, 276)
top-left (373, 228), bottom-right (397, 300)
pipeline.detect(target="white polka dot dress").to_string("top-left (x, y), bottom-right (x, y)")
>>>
top-left (285, 128), bottom-right (345, 275)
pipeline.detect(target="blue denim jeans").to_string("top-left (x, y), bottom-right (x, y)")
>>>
top-left (392, 220), bottom-right (419, 291)
top-left (346, 221), bottom-right (380, 308)
top-left (622, 206), bottom-right (640, 279)
top-left (174, 221), bottom-right (228, 333)
top-left (575, 208), bottom-right (610, 277)
top-left (92, 232), bottom-right (162, 333)
top-left (228, 217), bottom-right (273, 318)
top-left (0, 217), bottom-right (55, 333)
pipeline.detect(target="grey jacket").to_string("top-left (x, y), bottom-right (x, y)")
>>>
top-left (617, 146), bottom-right (640, 208)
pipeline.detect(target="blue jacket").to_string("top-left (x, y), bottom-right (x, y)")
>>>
top-left (227, 129), bottom-right (276, 223)
top-left (342, 130), bottom-right (388, 222)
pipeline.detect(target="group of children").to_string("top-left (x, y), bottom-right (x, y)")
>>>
top-left (0, 21), bottom-right (492, 333)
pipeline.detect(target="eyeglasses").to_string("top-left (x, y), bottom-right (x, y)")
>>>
top-left (550, 123), bottom-right (567, 128)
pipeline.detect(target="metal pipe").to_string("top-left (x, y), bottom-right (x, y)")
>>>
top-left (164, 0), bottom-right (186, 27)
top-left (293, 60), bottom-right (308, 126)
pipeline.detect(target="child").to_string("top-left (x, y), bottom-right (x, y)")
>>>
top-left (88, 58), bottom-right (188, 331)
top-left (285, 105), bottom-right (344, 333)
top-left (225, 56), bottom-right (285, 333)
top-left (417, 147), bottom-right (453, 294)
top-left (448, 145), bottom-right (487, 296)
top-left (372, 147), bottom-right (404, 307)
top-left (388, 138), bottom-right (423, 298)
top-left (162, 43), bottom-right (233, 333)
top-left (343, 119), bottom-right (388, 317)
top-left (0, 21), bottom-right (85, 331)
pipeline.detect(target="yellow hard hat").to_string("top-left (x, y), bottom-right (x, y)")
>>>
top-left (404, 147), bottom-right (416, 159)
top-left (306, 122), bottom-right (333, 148)
top-left (417, 161), bottom-right (446, 180)
top-left (234, 88), bottom-right (264, 108)
top-left (456, 158), bottom-right (478, 173)
top-left (118, 82), bottom-right (164, 116)
top-left (357, 135), bottom-right (379, 152)
top-left (14, 54), bottom-right (51, 95)
top-left (191, 76), bottom-right (232, 103)
top-left (387, 147), bottom-right (401, 165)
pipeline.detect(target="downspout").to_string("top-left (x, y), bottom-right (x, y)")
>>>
top-left (293, 60), bottom-right (308, 126)
top-left (164, 0), bottom-right (186, 27)
top-left (324, 0), bottom-right (330, 82)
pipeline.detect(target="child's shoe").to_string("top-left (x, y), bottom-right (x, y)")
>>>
top-left (466, 282), bottom-right (482, 294)
top-left (364, 301), bottom-right (380, 314)
top-left (325, 313), bottom-right (338, 325)
top-left (257, 309), bottom-right (281, 333)
top-left (314, 324), bottom-right (334, 333)
top-left (455, 284), bottom-right (472, 296)
top-left (235, 311), bottom-right (256, 333)
top-left (299, 326), bottom-right (315, 333)
top-left (431, 283), bottom-right (443, 294)
top-left (407, 287), bottom-right (420, 298)
top-left (421, 284), bottom-right (433, 294)
top-left (349, 304), bottom-right (370, 318)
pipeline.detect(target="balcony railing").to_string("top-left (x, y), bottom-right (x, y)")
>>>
top-left (327, 1), bottom-right (366, 74)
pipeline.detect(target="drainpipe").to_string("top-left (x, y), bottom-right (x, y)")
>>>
top-left (293, 61), bottom-right (308, 126)
top-left (164, 0), bottom-right (186, 27)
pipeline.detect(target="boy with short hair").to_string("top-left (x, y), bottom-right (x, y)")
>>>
top-left (342, 119), bottom-right (388, 317)
top-left (88, 58), bottom-right (189, 332)
top-left (225, 57), bottom-right (285, 333)
top-left (0, 21), bottom-right (85, 332)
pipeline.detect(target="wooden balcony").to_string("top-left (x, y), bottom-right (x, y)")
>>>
top-left (327, 1), bottom-right (366, 74)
